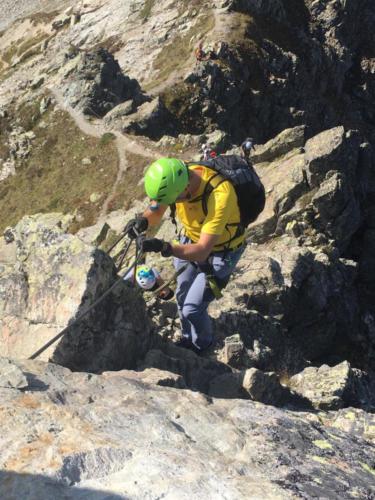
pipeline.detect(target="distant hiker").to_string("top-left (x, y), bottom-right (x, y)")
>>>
top-left (201, 143), bottom-right (217, 161)
top-left (201, 143), bottom-right (210, 160)
top-left (194, 41), bottom-right (217, 62)
top-left (195, 42), bottom-right (206, 62)
top-left (241, 137), bottom-right (255, 159)
top-left (194, 42), bottom-right (218, 62)
top-left (125, 154), bottom-right (265, 353)
top-left (206, 44), bottom-right (218, 61)
top-left (215, 41), bottom-right (229, 59)
top-left (123, 264), bottom-right (174, 301)
top-left (3, 227), bottom-right (15, 244)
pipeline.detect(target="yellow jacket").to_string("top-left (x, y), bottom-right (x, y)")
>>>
top-left (175, 165), bottom-right (245, 251)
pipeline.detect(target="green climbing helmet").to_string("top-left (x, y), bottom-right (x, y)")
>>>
top-left (144, 158), bottom-right (189, 205)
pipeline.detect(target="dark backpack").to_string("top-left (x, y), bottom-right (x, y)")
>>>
top-left (190, 154), bottom-right (265, 229)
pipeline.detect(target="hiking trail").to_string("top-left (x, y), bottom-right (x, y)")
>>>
top-left (51, 87), bottom-right (157, 219)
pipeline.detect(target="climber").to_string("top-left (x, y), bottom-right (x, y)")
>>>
top-left (195, 41), bottom-right (206, 62)
top-left (124, 155), bottom-right (264, 353)
top-left (194, 41), bottom-right (217, 62)
top-left (201, 143), bottom-right (217, 161)
top-left (241, 137), bottom-right (255, 159)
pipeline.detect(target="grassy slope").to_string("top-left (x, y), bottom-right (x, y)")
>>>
top-left (144, 3), bottom-right (215, 92)
top-left (0, 1), bottom-right (219, 233)
top-left (0, 103), bottom-right (120, 232)
top-left (107, 151), bottom-right (147, 213)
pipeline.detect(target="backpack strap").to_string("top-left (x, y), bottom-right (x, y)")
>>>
top-left (190, 173), bottom-right (244, 250)
top-left (169, 203), bottom-right (178, 234)
top-left (177, 164), bottom-right (245, 249)
top-left (222, 222), bottom-right (245, 245)
top-left (188, 173), bottom-right (226, 216)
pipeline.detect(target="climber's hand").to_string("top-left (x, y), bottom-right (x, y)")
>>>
top-left (141, 238), bottom-right (173, 257)
top-left (123, 216), bottom-right (148, 240)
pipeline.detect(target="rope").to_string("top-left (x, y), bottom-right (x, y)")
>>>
top-left (107, 231), bottom-right (129, 255)
top-left (147, 263), bottom-right (188, 298)
top-left (133, 236), bottom-right (139, 287)
top-left (115, 238), bottom-right (133, 272)
top-left (28, 247), bottom-right (144, 360)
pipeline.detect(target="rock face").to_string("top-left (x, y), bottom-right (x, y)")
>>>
top-left (121, 97), bottom-right (175, 140)
top-left (251, 125), bottom-right (306, 164)
top-left (2, 121), bottom-right (372, 411)
top-left (289, 361), bottom-right (373, 410)
top-left (0, 357), bottom-right (374, 500)
top-left (165, 0), bottom-right (375, 145)
top-left (203, 124), bottom-right (375, 386)
top-left (0, 358), bottom-right (28, 389)
top-left (62, 48), bottom-right (147, 117)
top-left (0, 126), bottom-right (35, 181)
top-left (0, 2), bottom-right (374, 495)
top-left (139, 341), bottom-right (233, 395)
top-left (0, 213), bottom-right (152, 372)
top-left (242, 367), bottom-right (287, 406)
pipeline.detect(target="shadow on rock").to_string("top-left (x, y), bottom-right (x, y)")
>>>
top-left (138, 337), bottom-right (231, 395)
top-left (136, 336), bottom-right (311, 408)
top-left (210, 309), bottom-right (308, 375)
top-left (22, 373), bottom-right (49, 392)
top-left (0, 470), bottom-right (124, 500)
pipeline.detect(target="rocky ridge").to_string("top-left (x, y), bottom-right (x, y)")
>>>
top-left (0, 0), bottom-right (375, 497)
top-left (0, 213), bottom-right (152, 372)
top-left (2, 123), bottom-right (375, 409)
top-left (0, 356), bottom-right (374, 499)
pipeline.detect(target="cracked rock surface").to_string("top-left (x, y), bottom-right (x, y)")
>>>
top-left (0, 357), bottom-right (374, 500)
top-left (0, 213), bottom-right (152, 372)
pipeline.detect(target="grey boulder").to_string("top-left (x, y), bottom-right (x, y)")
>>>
top-left (0, 213), bottom-right (152, 373)
top-left (289, 361), bottom-right (372, 410)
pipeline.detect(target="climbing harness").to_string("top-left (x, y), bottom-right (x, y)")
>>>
top-left (206, 275), bottom-right (223, 300)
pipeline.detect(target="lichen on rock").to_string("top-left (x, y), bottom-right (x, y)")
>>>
top-left (0, 213), bottom-right (152, 372)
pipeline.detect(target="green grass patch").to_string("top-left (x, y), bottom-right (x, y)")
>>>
top-left (175, 0), bottom-right (204, 14)
top-left (100, 132), bottom-right (116, 146)
top-left (17, 32), bottom-right (47, 55)
top-left (0, 111), bottom-right (11, 160)
top-left (28, 11), bottom-right (59, 25)
top-left (147, 11), bottom-right (215, 90)
top-left (214, 13), bottom-right (265, 91)
top-left (0, 106), bottom-right (119, 233)
top-left (161, 81), bottom-right (203, 133)
top-left (0, 67), bottom-right (13, 83)
top-left (2, 42), bottom-right (18, 65)
top-left (18, 46), bottom-right (42, 64)
top-left (15, 99), bottom-right (42, 131)
top-left (140, 0), bottom-right (155, 21)
top-left (107, 151), bottom-right (149, 212)
top-left (1, 32), bottom-right (48, 66)
top-left (140, 0), bottom-right (205, 22)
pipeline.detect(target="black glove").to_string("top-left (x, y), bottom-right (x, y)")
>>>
top-left (123, 216), bottom-right (148, 240)
top-left (141, 238), bottom-right (173, 257)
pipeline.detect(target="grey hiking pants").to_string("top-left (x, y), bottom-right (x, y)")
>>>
top-left (174, 241), bottom-right (245, 350)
